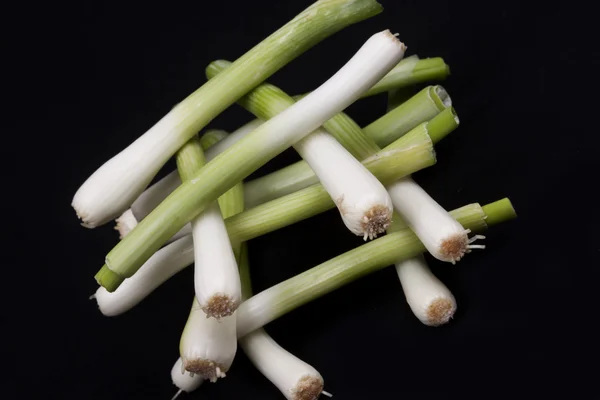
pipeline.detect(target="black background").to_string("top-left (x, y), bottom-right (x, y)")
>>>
top-left (6, 0), bottom-right (599, 398)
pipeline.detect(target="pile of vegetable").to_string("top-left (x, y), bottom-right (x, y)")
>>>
top-left (75, 0), bottom-right (517, 398)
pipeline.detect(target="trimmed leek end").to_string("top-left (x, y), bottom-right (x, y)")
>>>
top-left (482, 198), bottom-right (517, 227)
top-left (95, 265), bottom-right (124, 293)
top-left (429, 85), bottom-right (452, 110)
top-left (363, 84), bottom-right (451, 148)
top-left (292, 375), bottom-right (325, 400)
top-left (362, 57), bottom-right (450, 97)
top-left (426, 107), bottom-right (459, 144)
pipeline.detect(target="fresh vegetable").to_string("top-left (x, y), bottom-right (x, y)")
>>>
top-left (78, 2), bottom-right (520, 397)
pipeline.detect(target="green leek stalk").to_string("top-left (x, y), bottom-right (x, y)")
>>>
top-left (95, 30), bottom-right (406, 291)
top-left (96, 120), bottom-right (437, 293)
top-left (236, 199), bottom-right (517, 337)
top-left (387, 86), bottom-right (418, 112)
top-left (362, 56), bottom-right (450, 97)
top-left (362, 85), bottom-right (451, 148)
top-left (71, 0), bottom-right (384, 229)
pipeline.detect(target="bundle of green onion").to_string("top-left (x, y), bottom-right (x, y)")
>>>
top-left (76, 1), bottom-right (517, 398)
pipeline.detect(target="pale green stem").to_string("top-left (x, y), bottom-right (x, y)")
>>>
top-left (362, 57), bottom-right (450, 97)
top-left (236, 199), bottom-right (517, 337)
top-left (363, 85), bottom-right (450, 147)
top-left (176, 137), bottom-right (206, 182)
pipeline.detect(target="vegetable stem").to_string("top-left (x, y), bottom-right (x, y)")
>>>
top-left (362, 56), bottom-right (450, 97)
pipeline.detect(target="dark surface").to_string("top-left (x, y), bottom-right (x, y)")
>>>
top-left (6, 0), bottom-right (598, 398)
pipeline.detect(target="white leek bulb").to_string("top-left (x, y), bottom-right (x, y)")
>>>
top-left (179, 298), bottom-right (237, 382)
top-left (114, 119), bottom-right (264, 241)
top-left (395, 254), bottom-right (456, 326)
top-left (170, 357), bottom-right (204, 399)
top-left (71, 111), bottom-right (188, 228)
top-left (295, 129), bottom-right (394, 239)
top-left (191, 201), bottom-right (241, 318)
top-left (92, 235), bottom-right (194, 316)
top-left (241, 328), bottom-right (331, 400)
top-left (386, 176), bottom-right (485, 263)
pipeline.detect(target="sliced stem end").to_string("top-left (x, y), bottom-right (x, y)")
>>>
top-left (482, 198), bottom-right (517, 227)
top-left (95, 265), bottom-right (124, 293)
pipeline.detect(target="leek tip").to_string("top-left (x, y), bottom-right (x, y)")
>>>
top-left (292, 375), bottom-right (324, 400)
top-left (439, 230), bottom-right (469, 263)
top-left (183, 358), bottom-right (228, 383)
top-left (202, 293), bottom-right (239, 319)
top-left (426, 297), bottom-right (456, 326)
top-left (361, 205), bottom-right (392, 241)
